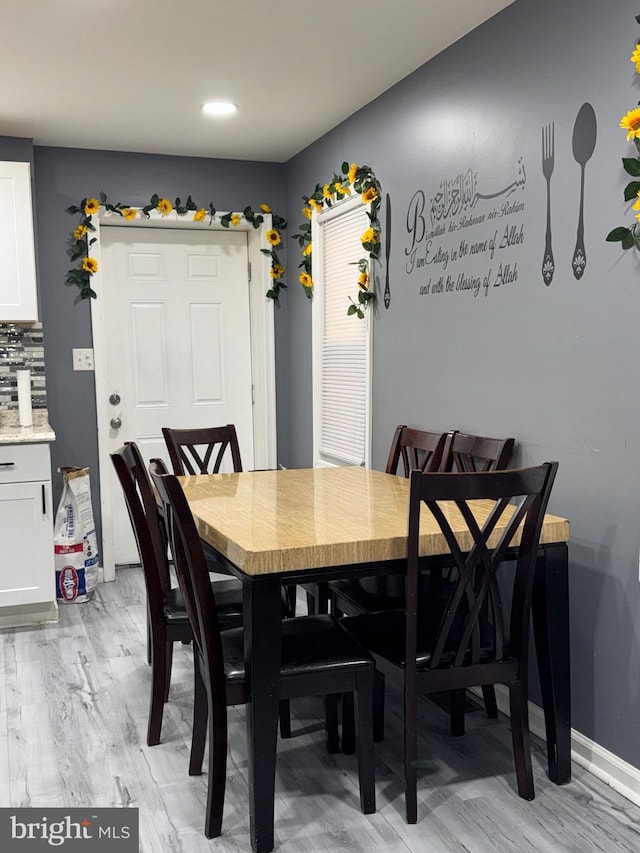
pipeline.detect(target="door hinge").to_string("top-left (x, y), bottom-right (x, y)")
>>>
top-left (248, 261), bottom-right (252, 282)
top-left (251, 385), bottom-right (256, 405)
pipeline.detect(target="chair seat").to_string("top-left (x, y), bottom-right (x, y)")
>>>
top-left (342, 609), bottom-right (501, 670)
top-left (164, 578), bottom-right (244, 632)
top-left (221, 615), bottom-right (374, 683)
top-left (329, 576), bottom-right (405, 615)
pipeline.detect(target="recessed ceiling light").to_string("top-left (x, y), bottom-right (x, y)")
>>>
top-left (201, 101), bottom-right (238, 117)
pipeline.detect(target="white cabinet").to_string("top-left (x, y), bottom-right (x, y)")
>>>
top-left (0, 442), bottom-right (57, 626)
top-left (0, 160), bottom-right (39, 321)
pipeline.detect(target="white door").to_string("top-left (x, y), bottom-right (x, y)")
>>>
top-left (100, 226), bottom-right (254, 565)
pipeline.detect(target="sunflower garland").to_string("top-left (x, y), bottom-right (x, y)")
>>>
top-left (291, 161), bottom-right (382, 318)
top-left (65, 192), bottom-right (287, 301)
top-left (607, 14), bottom-right (640, 251)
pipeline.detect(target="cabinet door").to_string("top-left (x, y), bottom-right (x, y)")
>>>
top-left (0, 481), bottom-right (55, 606)
top-left (0, 160), bottom-right (38, 321)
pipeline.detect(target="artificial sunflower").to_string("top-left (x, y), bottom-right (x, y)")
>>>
top-left (157, 198), bottom-right (173, 216)
top-left (336, 183), bottom-right (351, 196)
top-left (361, 187), bottom-right (378, 204)
top-left (259, 203), bottom-right (272, 213)
top-left (347, 163), bottom-right (358, 184)
top-left (193, 208), bottom-right (206, 221)
top-left (121, 208), bottom-right (137, 221)
top-left (302, 206), bottom-right (313, 219)
top-left (322, 184), bottom-right (333, 200)
top-left (358, 271), bottom-right (369, 290)
top-left (84, 198), bottom-right (100, 215)
top-left (632, 44), bottom-right (640, 72)
top-left (303, 242), bottom-right (312, 256)
top-left (361, 227), bottom-right (376, 246)
top-left (230, 213), bottom-right (241, 226)
top-left (299, 272), bottom-right (313, 287)
top-left (620, 107), bottom-right (640, 140)
top-left (270, 263), bottom-right (285, 279)
top-left (266, 229), bottom-right (281, 246)
top-left (82, 257), bottom-right (98, 274)
top-left (309, 199), bottom-right (323, 213)
top-left (73, 225), bottom-right (87, 239)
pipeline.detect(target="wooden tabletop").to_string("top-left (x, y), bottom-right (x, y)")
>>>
top-left (180, 466), bottom-right (570, 576)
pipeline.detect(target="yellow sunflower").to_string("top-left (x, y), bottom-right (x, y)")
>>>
top-left (157, 198), bottom-right (173, 216)
top-left (620, 107), bottom-right (640, 140)
top-left (302, 206), bottom-right (313, 219)
top-left (82, 257), bottom-right (98, 274)
top-left (358, 271), bottom-right (369, 290)
top-left (73, 225), bottom-right (87, 240)
top-left (336, 182), bottom-right (351, 196)
top-left (631, 45), bottom-right (640, 72)
top-left (259, 203), bottom-right (272, 213)
top-left (347, 163), bottom-right (358, 184)
top-left (309, 199), bottom-right (323, 213)
top-left (84, 198), bottom-right (100, 215)
top-left (230, 213), bottom-right (241, 226)
top-left (303, 242), bottom-right (312, 256)
top-left (193, 208), bottom-right (206, 222)
top-left (361, 187), bottom-right (378, 204)
top-left (361, 227), bottom-right (375, 245)
top-left (298, 272), bottom-right (313, 288)
top-left (270, 263), bottom-right (285, 279)
top-left (121, 208), bottom-right (137, 221)
top-left (322, 184), bottom-right (332, 200)
top-left (266, 229), bottom-right (281, 246)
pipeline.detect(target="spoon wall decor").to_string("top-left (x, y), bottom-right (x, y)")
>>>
top-left (571, 102), bottom-right (597, 279)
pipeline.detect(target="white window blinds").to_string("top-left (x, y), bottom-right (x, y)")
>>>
top-left (313, 201), bottom-right (371, 467)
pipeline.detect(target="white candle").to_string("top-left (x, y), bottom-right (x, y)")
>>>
top-left (17, 369), bottom-right (33, 428)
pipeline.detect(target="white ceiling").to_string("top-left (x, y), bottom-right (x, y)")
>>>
top-left (3, 0), bottom-right (513, 163)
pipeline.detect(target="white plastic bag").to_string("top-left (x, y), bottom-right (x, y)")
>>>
top-left (54, 467), bottom-right (99, 603)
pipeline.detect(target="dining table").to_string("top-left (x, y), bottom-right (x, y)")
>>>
top-left (180, 465), bottom-right (571, 853)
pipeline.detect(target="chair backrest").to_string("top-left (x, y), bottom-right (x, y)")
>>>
top-left (405, 462), bottom-right (558, 675)
top-left (385, 425), bottom-right (452, 477)
top-left (149, 460), bottom-right (226, 680)
top-left (110, 443), bottom-right (172, 614)
top-left (162, 425), bottom-right (243, 475)
top-left (444, 432), bottom-right (515, 473)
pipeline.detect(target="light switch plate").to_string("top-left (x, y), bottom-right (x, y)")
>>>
top-left (72, 348), bottom-right (95, 371)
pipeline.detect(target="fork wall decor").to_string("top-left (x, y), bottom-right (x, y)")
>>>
top-left (541, 104), bottom-right (597, 285)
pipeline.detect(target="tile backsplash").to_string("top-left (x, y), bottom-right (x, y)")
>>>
top-left (0, 322), bottom-right (47, 411)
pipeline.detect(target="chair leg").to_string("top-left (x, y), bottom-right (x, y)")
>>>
top-left (189, 650), bottom-right (208, 775)
top-left (373, 670), bottom-right (385, 742)
top-left (341, 692), bottom-right (355, 754)
top-left (146, 616), bottom-right (152, 666)
top-left (450, 689), bottom-right (466, 736)
top-left (404, 682), bottom-right (418, 824)
top-left (483, 684), bottom-right (498, 718)
top-left (164, 640), bottom-right (174, 702)
top-left (147, 632), bottom-right (168, 746)
top-left (279, 699), bottom-right (292, 739)
top-left (204, 683), bottom-right (229, 839)
top-left (324, 694), bottom-right (341, 753)
top-left (509, 682), bottom-right (535, 800)
top-left (355, 673), bottom-right (376, 815)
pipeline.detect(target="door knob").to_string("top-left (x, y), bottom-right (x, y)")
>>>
top-left (110, 417), bottom-right (122, 430)
top-left (109, 393), bottom-right (121, 405)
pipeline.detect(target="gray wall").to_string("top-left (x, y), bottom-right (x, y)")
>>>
top-left (29, 147), bottom-right (288, 542)
top-left (284, 0), bottom-right (640, 769)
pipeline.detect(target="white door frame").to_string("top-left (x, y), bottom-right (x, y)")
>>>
top-left (90, 209), bottom-right (277, 581)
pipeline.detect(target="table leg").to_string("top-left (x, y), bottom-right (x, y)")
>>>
top-left (244, 576), bottom-right (282, 853)
top-left (532, 542), bottom-right (571, 784)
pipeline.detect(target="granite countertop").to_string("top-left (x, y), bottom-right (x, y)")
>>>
top-left (0, 411), bottom-right (56, 444)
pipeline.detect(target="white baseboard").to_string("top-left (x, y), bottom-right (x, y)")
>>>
top-left (473, 685), bottom-right (640, 809)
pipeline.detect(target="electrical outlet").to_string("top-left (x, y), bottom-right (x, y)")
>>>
top-left (72, 348), bottom-right (95, 371)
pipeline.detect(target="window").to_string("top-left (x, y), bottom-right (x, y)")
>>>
top-left (312, 196), bottom-right (372, 467)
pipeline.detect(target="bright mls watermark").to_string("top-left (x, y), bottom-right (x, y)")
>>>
top-left (0, 809), bottom-right (138, 851)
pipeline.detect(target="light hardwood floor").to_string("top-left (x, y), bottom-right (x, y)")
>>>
top-left (1, 566), bottom-right (639, 852)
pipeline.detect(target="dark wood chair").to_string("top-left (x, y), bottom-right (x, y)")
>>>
top-left (341, 462), bottom-right (559, 823)
top-left (149, 461), bottom-right (376, 839)
top-left (161, 424), bottom-right (242, 475)
top-left (110, 442), bottom-right (244, 747)
top-left (444, 431), bottom-right (515, 473)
